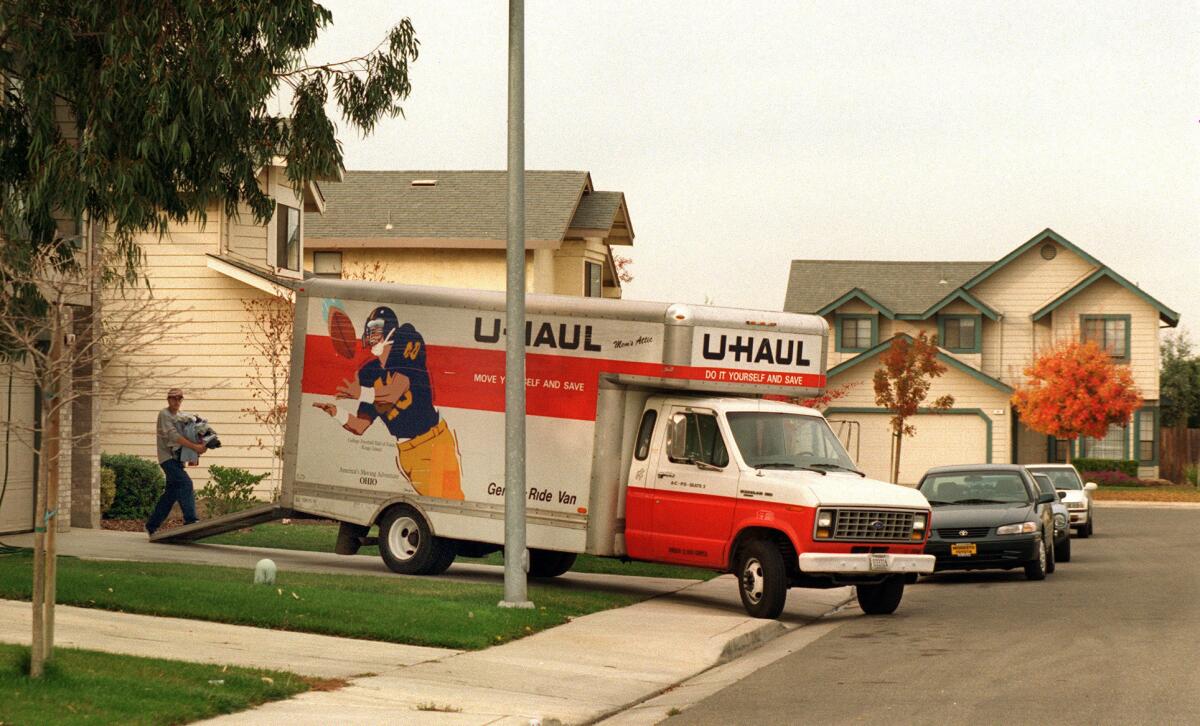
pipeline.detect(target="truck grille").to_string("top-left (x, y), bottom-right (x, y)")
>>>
top-left (832, 509), bottom-right (915, 541)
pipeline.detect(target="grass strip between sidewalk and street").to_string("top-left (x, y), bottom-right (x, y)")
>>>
top-left (203, 521), bottom-right (719, 581)
top-left (0, 552), bottom-right (640, 650)
top-left (0, 642), bottom-right (310, 726)
top-left (1093, 486), bottom-right (1200, 503)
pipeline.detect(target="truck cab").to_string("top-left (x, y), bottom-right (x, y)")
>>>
top-left (624, 396), bottom-right (933, 618)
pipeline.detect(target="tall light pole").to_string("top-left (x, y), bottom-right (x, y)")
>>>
top-left (500, 0), bottom-right (533, 610)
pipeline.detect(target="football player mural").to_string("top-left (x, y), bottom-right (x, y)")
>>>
top-left (312, 305), bottom-right (465, 501)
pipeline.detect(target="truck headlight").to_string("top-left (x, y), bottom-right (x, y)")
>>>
top-left (911, 513), bottom-right (928, 540)
top-left (996, 521), bottom-right (1038, 535)
top-left (815, 509), bottom-right (833, 539)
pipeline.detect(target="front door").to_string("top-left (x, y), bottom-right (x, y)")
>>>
top-left (650, 407), bottom-right (739, 567)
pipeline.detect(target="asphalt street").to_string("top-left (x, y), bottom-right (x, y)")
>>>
top-left (672, 507), bottom-right (1200, 726)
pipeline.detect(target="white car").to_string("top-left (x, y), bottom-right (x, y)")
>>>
top-left (1026, 464), bottom-right (1098, 537)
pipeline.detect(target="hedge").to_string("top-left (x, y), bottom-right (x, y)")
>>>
top-left (101, 453), bottom-right (163, 519)
top-left (1073, 458), bottom-right (1138, 477)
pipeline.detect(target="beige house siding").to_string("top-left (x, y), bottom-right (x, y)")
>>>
top-left (0, 360), bottom-right (38, 534)
top-left (224, 200), bottom-right (269, 268)
top-left (303, 247), bottom-right (539, 292)
top-left (99, 218), bottom-right (286, 498)
top-left (973, 244), bottom-right (1096, 385)
top-left (826, 356), bottom-right (1011, 483)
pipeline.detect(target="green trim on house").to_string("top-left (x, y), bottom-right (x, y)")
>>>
top-left (1032, 267), bottom-right (1180, 326)
top-left (1080, 314), bottom-right (1132, 362)
top-left (825, 406), bottom-right (995, 463)
top-left (827, 334), bottom-right (1013, 394)
top-left (1133, 404), bottom-right (1159, 467)
top-left (960, 228), bottom-right (1105, 292)
top-left (937, 314), bottom-right (983, 353)
top-left (817, 288), bottom-right (896, 319)
top-left (920, 288), bottom-right (1000, 321)
top-left (834, 313), bottom-right (878, 353)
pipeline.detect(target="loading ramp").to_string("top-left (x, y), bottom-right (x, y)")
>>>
top-left (148, 503), bottom-right (291, 544)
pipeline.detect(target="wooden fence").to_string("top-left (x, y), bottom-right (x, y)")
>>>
top-left (1160, 426), bottom-right (1200, 484)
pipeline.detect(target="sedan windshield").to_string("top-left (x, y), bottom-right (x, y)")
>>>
top-left (919, 473), bottom-right (1032, 505)
top-left (726, 412), bottom-right (857, 471)
top-left (1029, 468), bottom-right (1083, 490)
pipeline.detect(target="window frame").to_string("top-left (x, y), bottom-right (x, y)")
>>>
top-left (312, 251), bottom-right (343, 279)
top-left (937, 314), bottom-right (982, 353)
top-left (1133, 405), bottom-right (1158, 466)
top-left (1080, 314), bottom-right (1131, 362)
top-left (275, 203), bottom-right (301, 273)
top-left (1080, 423), bottom-right (1129, 460)
top-left (834, 314), bottom-right (877, 353)
top-left (584, 261), bottom-right (602, 298)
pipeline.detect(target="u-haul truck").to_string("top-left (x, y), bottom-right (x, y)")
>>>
top-left (280, 279), bottom-right (934, 618)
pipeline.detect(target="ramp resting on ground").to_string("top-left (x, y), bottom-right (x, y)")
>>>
top-left (148, 503), bottom-right (290, 543)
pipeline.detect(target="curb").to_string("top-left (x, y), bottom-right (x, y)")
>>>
top-left (716, 620), bottom-right (788, 664)
top-left (1094, 500), bottom-right (1200, 509)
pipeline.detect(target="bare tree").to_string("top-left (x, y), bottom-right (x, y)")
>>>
top-left (0, 239), bottom-right (179, 677)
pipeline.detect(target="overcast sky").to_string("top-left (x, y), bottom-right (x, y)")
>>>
top-left (306, 1), bottom-right (1199, 338)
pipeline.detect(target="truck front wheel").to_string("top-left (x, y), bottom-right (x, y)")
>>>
top-left (856, 576), bottom-right (905, 615)
top-left (736, 540), bottom-right (788, 619)
top-left (529, 549), bottom-right (577, 578)
top-left (378, 505), bottom-right (454, 575)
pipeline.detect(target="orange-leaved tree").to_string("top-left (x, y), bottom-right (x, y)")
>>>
top-left (873, 333), bottom-right (955, 483)
top-left (1011, 340), bottom-right (1141, 463)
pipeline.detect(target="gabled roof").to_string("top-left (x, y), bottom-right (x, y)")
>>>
top-left (827, 333), bottom-right (1013, 394)
top-left (568, 191), bottom-right (633, 244)
top-left (1032, 267), bottom-right (1181, 325)
top-left (786, 261), bottom-right (989, 317)
top-left (304, 170), bottom-right (633, 248)
top-left (960, 228), bottom-right (1102, 290)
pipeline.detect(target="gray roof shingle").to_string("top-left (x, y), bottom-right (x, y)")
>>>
top-left (305, 170), bottom-right (591, 242)
top-left (783, 260), bottom-right (991, 315)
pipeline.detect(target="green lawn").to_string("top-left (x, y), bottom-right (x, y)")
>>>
top-left (0, 642), bottom-right (308, 726)
top-left (0, 552), bottom-right (640, 650)
top-left (205, 521), bottom-right (718, 581)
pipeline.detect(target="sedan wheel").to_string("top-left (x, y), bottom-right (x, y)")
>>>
top-left (1024, 538), bottom-right (1047, 581)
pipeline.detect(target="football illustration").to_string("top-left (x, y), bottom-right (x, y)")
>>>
top-left (328, 307), bottom-right (358, 359)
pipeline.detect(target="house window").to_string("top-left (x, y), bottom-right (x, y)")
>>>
top-left (1049, 437), bottom-right (1071, 463)
top-left (312, 251), bottom-right (342, 279)
top-left (1137, 408), bottom-right (1157, 465)
top-left (1081, 424), bottom-right (1126, 460)
top-left (275, 204), bottom-right (300, 272)
top-left (939, 315), bottom-right (980, 353)
top-left (1081, 315), bottom-right (1129, 360)
top-left (585, 261), bottom-right (602, 298)
top-left (836, 315), bottom-right (875, 352)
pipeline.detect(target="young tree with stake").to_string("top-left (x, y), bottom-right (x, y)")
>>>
top-left (873, 333), bottom-right (955, 483)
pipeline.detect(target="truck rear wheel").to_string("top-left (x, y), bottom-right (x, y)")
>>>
top-left (736, 540), bottom-right (788, 619)
top-left (378, 505), bottom-right (452, 575)
top-left (856, 576), bottom-right (905, 615)
top-left (529, 549), bottom-right (577, 578)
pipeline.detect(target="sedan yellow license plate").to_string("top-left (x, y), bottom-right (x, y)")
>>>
top-left (950, 543), bottom-right (977, 557)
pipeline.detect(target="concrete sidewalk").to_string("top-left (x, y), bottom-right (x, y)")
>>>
top-left (0, 529), bottom-right (854, 724)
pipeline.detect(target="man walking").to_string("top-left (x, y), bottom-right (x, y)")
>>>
top-left (146, 388), bottom-right (205, 535)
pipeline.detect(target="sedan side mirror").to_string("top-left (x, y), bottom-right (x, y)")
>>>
top-left (1057, 491), bottom-right (1067, 500)
top-left (1037, 492), bottom-right (1056, 504)
top-left (1084, 482), bottom-right (1098, 492)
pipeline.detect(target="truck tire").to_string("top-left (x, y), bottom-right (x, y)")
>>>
top-left (529, 549), bottom-right (577, 578)
top-left (378, 505), bottom-right (444, 575)
top-left (855, 576), bottom-right (905, 615)
top-left (425, 538), bottom-right (457, 575)
top-left (736, 540), bottom-right (787, 619)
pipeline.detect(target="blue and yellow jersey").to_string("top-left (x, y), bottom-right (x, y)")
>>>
top-left (356, 323), bottom-right (440, 439)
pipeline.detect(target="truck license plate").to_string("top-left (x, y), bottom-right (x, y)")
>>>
top-left (950, 543), bottom-right (977, 557)
top-left (868, 553), bottom-right (889, 571)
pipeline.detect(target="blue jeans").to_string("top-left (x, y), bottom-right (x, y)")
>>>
top-left (146, 458), bottom-right (198, 533)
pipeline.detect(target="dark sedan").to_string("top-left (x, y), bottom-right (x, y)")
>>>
top-left (917, 464), bottom-right (1058, 580)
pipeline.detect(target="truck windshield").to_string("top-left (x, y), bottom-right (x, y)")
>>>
top-left (726, 412), bottom-right (857, 471)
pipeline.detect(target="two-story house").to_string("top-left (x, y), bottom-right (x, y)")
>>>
top-left (783, 228), bottom-right (1179, 484)
top-left (302, 171), bottom-right (633, 298)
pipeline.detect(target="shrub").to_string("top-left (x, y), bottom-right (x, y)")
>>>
top-left (1086, 469), bottom-right (1141, 487)
top-left (101, 453), bottom-right (164, 519)
top-left (1186, 464), bottom-right (1199, 487)
top-left (198, 465), bottom-right (268, 518)
top-left (1073, 458), bottom-right (1138, 477)
top-left (100, 466), bottom-right (117, 513)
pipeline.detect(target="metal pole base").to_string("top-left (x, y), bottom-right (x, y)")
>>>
top-left (497, 599), bottom-right (536, 609)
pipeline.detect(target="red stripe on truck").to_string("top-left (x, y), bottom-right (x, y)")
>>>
top-left (301, 336), bottom-right (826, 421)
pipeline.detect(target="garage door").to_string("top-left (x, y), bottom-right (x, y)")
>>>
top-left (829, 412), bottom-right (987, 485)
top-left (0, 362), bottom-right (36, 535)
